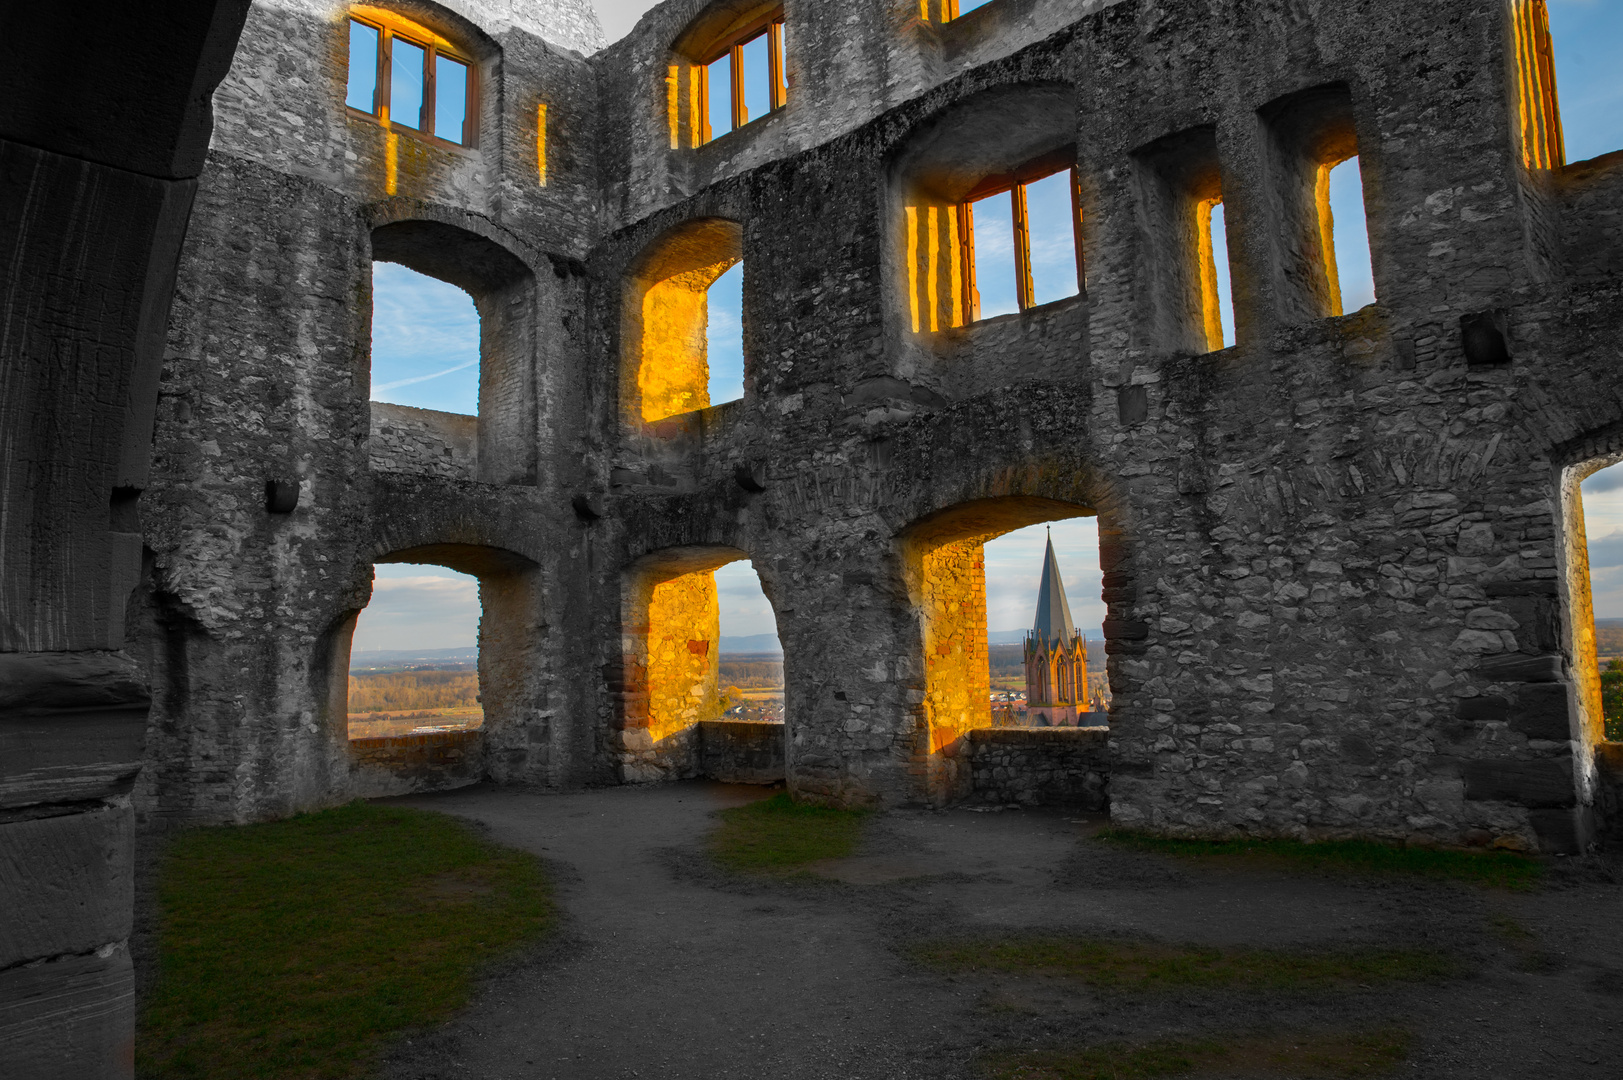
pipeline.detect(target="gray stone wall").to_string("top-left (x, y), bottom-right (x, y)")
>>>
top-left (134, 0), bottom-right (1623, 854)
top-left (699, 720), bottom-right (787, 785)
top-left (348, 729), bottom-right (485, 798)
top-left (370, 402), bottom-right (478, 479)
top-left (969, 727), bottom-right (1109, 810)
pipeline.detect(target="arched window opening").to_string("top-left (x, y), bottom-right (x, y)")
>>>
top-left (625, 218), bottom-right (745, 426)
top-left (1571, 461), bottom-right (1623, 744)
top-left (348, 564), bottom-right (482, 739)
top-left (345, 6), bottom-right (476, 147)
top-left (1536, 1), bottom-right (1622, 164)
top-left (672, 3), bottom-right (787, 147)
top-left (370, 263), bottom-right (480, 415)
top-left (618, 547), bottom-right (785, 783)
top-left (984, 519), bottom-right (1107, 728)
top-left (1259, 84), bottom-right (1377, 324)
top-left (369, 220), bottom-right (537, 484)
top-left (902, 497), bottom-right (1102, 802)
top-left (894, 84), bottom-right (1082, 333)
top-left (328, 543), bottom-right (538, 796)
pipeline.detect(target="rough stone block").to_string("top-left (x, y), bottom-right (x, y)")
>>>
top-left (1475, 654), bottom-right (1563, 684)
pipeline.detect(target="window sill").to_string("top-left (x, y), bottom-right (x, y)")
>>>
top-left (923, 291), bottom-right (1086, 338)
top-left (345, 108), bottom-right (478, 154)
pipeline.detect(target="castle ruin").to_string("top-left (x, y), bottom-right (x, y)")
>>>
top-left (6, 1), bottom-right (1623, 1072)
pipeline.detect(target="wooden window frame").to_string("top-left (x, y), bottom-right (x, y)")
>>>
top-left (938, 0), bottom-right (998, 21)
top-left (955, 154), bottom-right (1085, 323)
top-left (346, 13), bottom-right (479, 150)
top-left (696, 8), bottom-right (787, 145)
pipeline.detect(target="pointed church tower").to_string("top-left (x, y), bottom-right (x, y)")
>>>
top-left (1023, 533), bottom-right (1089, 726)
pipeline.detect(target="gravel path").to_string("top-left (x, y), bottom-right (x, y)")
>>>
top-left (378, 782), bottom-right (1623, 1079)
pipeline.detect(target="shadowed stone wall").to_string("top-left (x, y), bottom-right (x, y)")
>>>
top-left (132, 0), bottom-right (1623, 858)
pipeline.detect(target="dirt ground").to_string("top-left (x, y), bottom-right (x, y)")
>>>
top-left (366, 782), bottom-right (1623, 1079)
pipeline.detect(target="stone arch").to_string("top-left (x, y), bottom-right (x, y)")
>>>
top-left (898, 495), bottom-right (1097, 801)
top-left (365, 212), bottom-right (541, 484)
top-left (621, 216), bottom-right (746, 428)
top-left (316, 540), bottom-right (541, 798)
top-left (614, 543), bottom-right (786, 782)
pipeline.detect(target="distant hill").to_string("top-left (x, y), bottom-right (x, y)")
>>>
top-left (720, 634), bottom-right (782, 656)
top-left (351, 646), bottom-right (475, 671)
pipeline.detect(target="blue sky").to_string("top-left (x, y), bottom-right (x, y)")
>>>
top-left (365, 1), bottom-right (1623, 644)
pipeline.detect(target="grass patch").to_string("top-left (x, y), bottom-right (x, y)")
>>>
top-left (1098, 829), bottom-right (1542, 890)
top-left (979, 1028), bottom-right (1413, 1079)
top-left (909, 936), bottom-right (1457, 991)
top-left (708, 791), bottom-right (870, 873)
top-left (138, 801), bottom-right (555, 1080)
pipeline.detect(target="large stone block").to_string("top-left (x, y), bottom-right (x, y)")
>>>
top-left (0, 947), bottom-right (134, 1080)
top-left (0, 804), bottom-right (132, 968)
top-left (1462, 759), bottom-right (1576, 809)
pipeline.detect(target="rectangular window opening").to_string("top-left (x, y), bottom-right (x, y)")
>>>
top-left (954, 167), bottom-right (1082, 325)
top-left (435, 54), bottom-right (469, 145)
top-left (390, 37), bottom-right (426, 130)
top-left (705, 54), bottom-right (733, 140)
top-left (1322, 155), bottom-right (1376, 315)
top-left (1024, 170), bottom-right (1082, 308)
top-left (965, 190), bottom-right (1020, 321)
top-left (1204, 201), bottom-right (1236, 350)
top-left (706, 262), bottom-right (745, 407)
top-left (347, 20), bottom-right (380, 114)
top-left (697, 14), bottom-right (787, 145)
top-left (1543, 0), bottom-right (1623, 163)
top-left (739, 32), bottom-right (771, 126)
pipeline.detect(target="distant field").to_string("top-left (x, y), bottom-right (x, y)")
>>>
top-left (349, 668), bottom-right (482, 737)
top-left (719, 658), bottom-right (783, 689)
top-left (1596, 622), bottom-right (1623, 658)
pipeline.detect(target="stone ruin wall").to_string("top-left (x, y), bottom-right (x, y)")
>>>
top-left (134, 0), bottom-right (1623, 853)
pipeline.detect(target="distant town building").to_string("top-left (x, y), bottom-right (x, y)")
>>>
top-left (1024, 533), bottom-right (1091, 726)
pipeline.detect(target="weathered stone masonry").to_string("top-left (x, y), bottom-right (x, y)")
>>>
top-left (137, 0), bottom-right (1623, 854)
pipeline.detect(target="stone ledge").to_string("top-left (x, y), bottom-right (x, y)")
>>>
top-left (347, 729), bottom-right (483, 751)
top-left (969, 727), bottom-right (1109, 746)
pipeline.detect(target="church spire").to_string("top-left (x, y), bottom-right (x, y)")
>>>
top-left (1031, 531), bottom-right (1077, 643)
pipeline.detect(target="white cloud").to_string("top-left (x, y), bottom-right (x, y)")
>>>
top-left (985, 518), bottom-right (1102, 636)
top-left (353, 564), bottom-right (480, 651)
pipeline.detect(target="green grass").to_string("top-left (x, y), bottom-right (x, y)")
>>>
top-left (979, 1028), bottom-right (1414, 1079)
top-left (708, 792), bottom-right (870, 872)
top-left (1098, 829), bottom-right (1542, 890)
top-left (137, 801), bottom-right (556, 1080)
top-left (909, 936), bottom-right (1458, 991)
